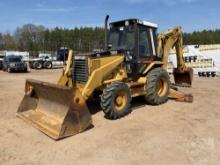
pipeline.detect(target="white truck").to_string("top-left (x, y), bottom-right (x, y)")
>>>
top-left (29, 48), bottom-right (68, 69)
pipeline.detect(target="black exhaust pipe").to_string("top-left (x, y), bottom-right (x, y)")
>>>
top-left (105, 15), bottom-right (109, 50)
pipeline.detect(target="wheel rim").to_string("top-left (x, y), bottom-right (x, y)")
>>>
top-left (156, 77), bottom-right (168, 97)
top-left (36, 63), bottom-right (41, 69)
top-left (114, 91), bottom-right (127, 112)
top-left (47, 63), bottom-right (51, 68)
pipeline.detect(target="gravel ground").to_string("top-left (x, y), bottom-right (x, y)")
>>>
top-left (0, 69), bottom-right (220, 165)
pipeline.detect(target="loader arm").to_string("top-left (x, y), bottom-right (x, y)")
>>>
top-left (157, 26), bottom-right (193, 86)
top-left (57, 50), bottom-right (73, 87)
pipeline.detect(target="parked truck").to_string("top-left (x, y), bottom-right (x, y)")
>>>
top-left (29, 48), bottom-right (68, 69)
top-left (2, 55), bottom-right (28, 73)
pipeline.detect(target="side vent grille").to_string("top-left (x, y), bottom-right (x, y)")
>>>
top-left (72, 57), bottom-right (88, 84)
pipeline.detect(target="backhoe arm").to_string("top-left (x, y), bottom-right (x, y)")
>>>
top-left (158, 26), bottom-right (193, 87)
top-left (157, 26), bottom-right (185, 70)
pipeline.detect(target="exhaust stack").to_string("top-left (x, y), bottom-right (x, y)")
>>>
top-left (105, 15), bottom-right (109, 50)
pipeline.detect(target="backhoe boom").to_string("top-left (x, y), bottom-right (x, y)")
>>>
top-left (158, 26), bottom-right (193, 86)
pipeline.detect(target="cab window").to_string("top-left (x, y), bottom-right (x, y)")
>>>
top-left (138, 26), bottom-right (153, 57)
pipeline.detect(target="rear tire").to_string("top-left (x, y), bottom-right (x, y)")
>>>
top-left (44, 61), bottom-right (52, 69)
top-left (33, 61), bottom-right (42, 69)
top-left (144, 68), bottom-right (170, 105)
top-left (100, 82), bottom-right (132, 119)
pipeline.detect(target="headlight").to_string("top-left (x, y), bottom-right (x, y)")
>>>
top-left (9, 63), bottom-right (15, 67)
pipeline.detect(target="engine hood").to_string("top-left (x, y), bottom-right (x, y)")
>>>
top-left (75, 49), bottom-right (124, 58)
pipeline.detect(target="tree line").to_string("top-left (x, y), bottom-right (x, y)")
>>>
top-left (183, 29), bottom-right (220, 45)
top-left (0, 24), bottom-right (220, 56)
top-left (0, 24), bottom-right (105, 56)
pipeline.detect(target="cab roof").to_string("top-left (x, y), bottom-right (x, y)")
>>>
top-left (110, 18), bottom-right (158, 28)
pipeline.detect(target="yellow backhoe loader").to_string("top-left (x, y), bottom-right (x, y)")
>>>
top-left (17, 16), bottom-right (193, 140)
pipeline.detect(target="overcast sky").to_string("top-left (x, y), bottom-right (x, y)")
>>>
top-left (0, 0), bottom-right (219, 33)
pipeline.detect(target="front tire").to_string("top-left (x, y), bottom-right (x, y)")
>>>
top-left (101, 82), bottom-right (132, 119)
top-left (144, 68), bottom-right (170, 105)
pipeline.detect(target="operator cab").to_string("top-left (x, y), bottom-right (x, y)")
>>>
top-left (107, 19), bottom-right (159, 77)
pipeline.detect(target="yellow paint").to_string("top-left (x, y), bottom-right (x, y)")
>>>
top-left (82, 55), bottom-right (124, 100)
top-left (142, 61), bottom-right (163, 75)
top-left (57, 50), bottom-right (73, 87)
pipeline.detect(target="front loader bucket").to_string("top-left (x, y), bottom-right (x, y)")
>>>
top-left (173, 67), bottom-right (193, 87)
top-left (17, 79), bottom-right (92, 140)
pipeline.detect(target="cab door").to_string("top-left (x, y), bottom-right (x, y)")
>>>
top-left (136, 26), bottom-right (158, 74)
top-left (138, 26), bottom-right (157, 58)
